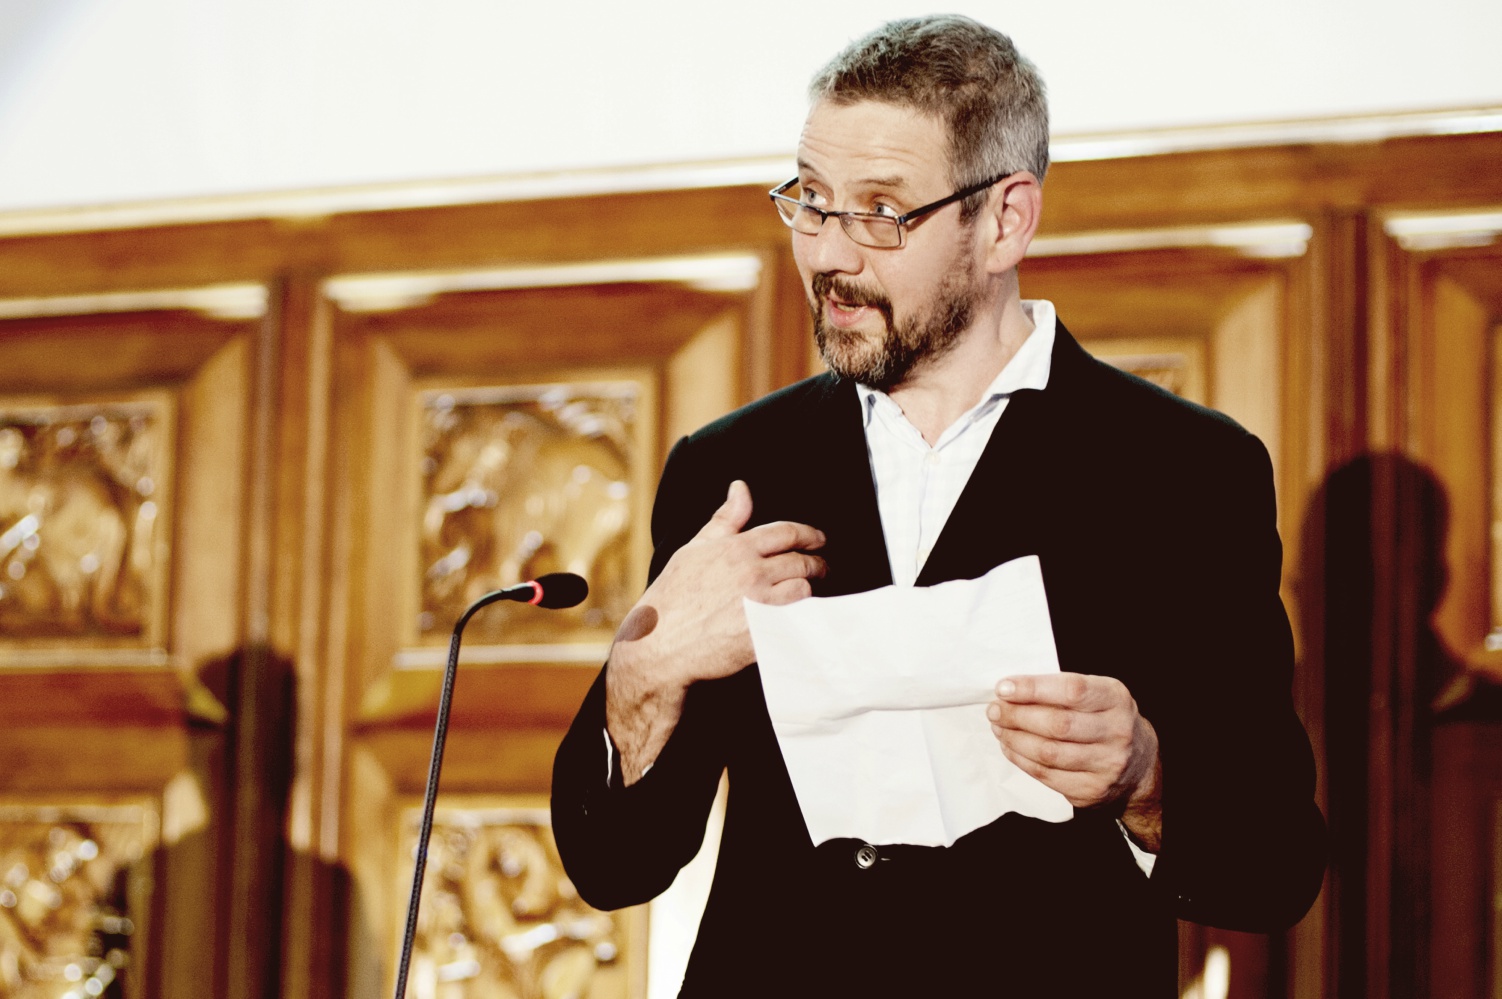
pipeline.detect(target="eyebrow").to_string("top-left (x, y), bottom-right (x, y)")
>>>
top-left (855, 175), bottom-right (914, 193)
top-left (793, 162), bottom-right (916, 195)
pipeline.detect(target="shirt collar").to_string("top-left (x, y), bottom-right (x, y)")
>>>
top-left (855, 298), bottom-right (1057, 427)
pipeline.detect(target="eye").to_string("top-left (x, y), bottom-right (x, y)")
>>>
top-left (797, 182), bottom-right (828, 207)
top-left (870, 201), bottom-right (900, 219)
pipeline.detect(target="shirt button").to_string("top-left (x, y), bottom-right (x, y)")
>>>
top-left (925, 452), bottom-right (941, 466)
top-left (855, 843), bottom-right (879, 869)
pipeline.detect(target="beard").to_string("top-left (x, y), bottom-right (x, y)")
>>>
top-left (809, 268), bottom-right (979, 392)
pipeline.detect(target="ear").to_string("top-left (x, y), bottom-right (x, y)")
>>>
top-left (982, 172), bottom-right (1043, 275)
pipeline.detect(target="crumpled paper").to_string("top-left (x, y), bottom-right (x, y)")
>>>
top-left (746, 555), bottom-right (1072, 847)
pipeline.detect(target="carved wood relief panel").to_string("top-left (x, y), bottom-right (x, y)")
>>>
top-left (0, 802), bottom-right (157, 999)
top-left (396, 802), bottom-right (640, 999)
top-left (414, 380), bottom-right (648, 652)
top-left (336, 271), bottom-right (740, 724)
top-left (0, 307), bottom-right (252, 677)
top-left (0, 395), bottom-right (173, 648)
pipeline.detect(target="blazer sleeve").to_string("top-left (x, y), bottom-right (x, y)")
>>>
top-left (550, 435), bottom-right (730, 912)
top-left (1146, 430), bottom-right (1327, 931)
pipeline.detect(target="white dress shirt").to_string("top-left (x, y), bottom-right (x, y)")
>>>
top-left (855, 299), bottom-right (1056, 588)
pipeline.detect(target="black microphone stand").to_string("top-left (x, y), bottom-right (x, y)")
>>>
top-left (391, 575), bottom-right (586, 999)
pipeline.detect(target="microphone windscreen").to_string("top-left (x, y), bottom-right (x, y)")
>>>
top-left (532, 572), bottom-right (589, 609)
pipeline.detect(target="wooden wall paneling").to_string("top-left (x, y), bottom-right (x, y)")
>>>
top-left (1384, 214), bottom-right (1502, 999)
top-left (2, 131), bottom-right (1500, 303)
top-left (1295, 211), bottom-right (1373, 999)
top-left (753, 244), bottom-right (821, 395)
top-left (1279, 223), bottom-right (1327, 999)
top-left (0, 292), bottom-right (260, 998)
top-left (325, 263), bottom-right (756, 997)
top-left (1419, 269), bottom-right (1490, 653)
top-left (162, 320), bottom-right (253, 999)
top-left (1493, 798), bottom-right (1502, 999)
top-left (220, 283), bottom-right (301, 999)
top-left (1038, 133), bottom-right (1502, 236)
top-left (0, 127), bottom-right (1499, 999)
top-left (665, 311), bottom-right (740, 446)
top-left (1214, 278), bottom-right (1284, 475)
top-left (0, 188), bottom-right (791, 307)
top-left (269, 274), bottom-right (350, 999)
top-left (1429, 725), bottom-right (1502, 999)
top-left (742, 250), bottom-right (778, 401)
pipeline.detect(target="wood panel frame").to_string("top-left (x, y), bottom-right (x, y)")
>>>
top-left (321, 266), bottom-right (760, 996)
top-left (0, 294), bottom-right (264, 999)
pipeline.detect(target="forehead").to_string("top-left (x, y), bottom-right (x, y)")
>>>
top-left (797, 100), bottom-right (951, 192)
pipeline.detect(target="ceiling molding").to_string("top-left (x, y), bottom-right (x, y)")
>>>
top-left (1049, 106), bottom-right (1502, 163)
top-left (0, 108), bottom-right (1496, 239)
top-left (324, 254), bottom-right (764, 313)
top-left (0, 283), bottom-right (269, 321)
top-left (1383, 209), bottom-right (1502, 251)
top-left (1029, 222), bottom-right (1313, 259)
top-left (0, 159), bottom-right (795, 239)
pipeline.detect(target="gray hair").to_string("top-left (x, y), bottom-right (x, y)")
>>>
top-left (808, 15), bottom-right (1050, 218)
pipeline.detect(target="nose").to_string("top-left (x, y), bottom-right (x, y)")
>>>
top-left (797, 215), bottom-right (865, 276)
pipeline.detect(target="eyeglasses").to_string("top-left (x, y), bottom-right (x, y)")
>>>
top-left (769, 173), bottom-right (1010, 248)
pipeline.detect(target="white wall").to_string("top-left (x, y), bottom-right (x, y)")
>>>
top-left (0, 0), bottom-right (1498, 214)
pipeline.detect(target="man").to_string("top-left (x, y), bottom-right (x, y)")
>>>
top-left (552, 15), bottom-right (1325, 996)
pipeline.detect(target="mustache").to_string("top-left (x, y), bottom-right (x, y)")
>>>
top-left (811, 272), bottom-right (892, 318)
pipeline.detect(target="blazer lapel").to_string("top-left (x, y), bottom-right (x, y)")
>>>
top-left (790, 375), bottom-right (893, 597)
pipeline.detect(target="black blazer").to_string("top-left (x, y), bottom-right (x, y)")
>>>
top-left (552, 323), bottom-right (1326, 997)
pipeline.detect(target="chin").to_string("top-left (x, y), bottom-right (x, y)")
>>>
top-left (816, 328), bottom-right (905, 390)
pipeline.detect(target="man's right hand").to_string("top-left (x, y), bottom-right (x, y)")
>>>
top-left (605, 479), bottom-right (826, 783)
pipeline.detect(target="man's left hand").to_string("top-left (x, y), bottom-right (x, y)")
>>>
top-left (987, 673), bottom-right (1162, 850)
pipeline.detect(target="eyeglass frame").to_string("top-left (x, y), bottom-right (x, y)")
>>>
top-left (768, 172), bottom-right (1012, 248)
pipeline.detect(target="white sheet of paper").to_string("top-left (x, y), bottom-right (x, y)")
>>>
top-left (745, 555), bottom-right (1073, 848)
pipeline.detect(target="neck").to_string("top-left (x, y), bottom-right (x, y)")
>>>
top-left (886, 287), bottom-right (1035, 445)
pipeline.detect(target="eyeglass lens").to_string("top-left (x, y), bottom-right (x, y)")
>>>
top-left (774, 183), bottom-right (902, 248)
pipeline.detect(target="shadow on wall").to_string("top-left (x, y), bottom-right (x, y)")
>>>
top-left (1302, 452), bottom-right (1502, 999)
top-left (155, 644), bottom-right (373, 999)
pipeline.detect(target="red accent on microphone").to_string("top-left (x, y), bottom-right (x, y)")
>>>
top-left (526, 581), bottom-right (544, 605)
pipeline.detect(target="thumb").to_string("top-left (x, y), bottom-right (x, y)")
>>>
top-left (699, 479), bottom-right (753, 537)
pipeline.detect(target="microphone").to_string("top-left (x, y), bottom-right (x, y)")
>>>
top-left (476, 572), bottom-right (589, 610)
top-left (393, 572), bottom-right (589, 999)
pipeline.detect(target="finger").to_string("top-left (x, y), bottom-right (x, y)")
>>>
top-left (745, 520), bottom-right (827, 556)
top-left (995, 740), bottom-right (1073, 794)
top-left (996, 743), bottom-right (1105, 809)
top-left (995, 672), bottom-right (1121, 712)
top-left (987, 701), bottom-right (1110, 744)
top-left (761, 550), bottom-right (828, 583)
top-left (696, 479), bottom-right (754, 539)
top-left (761, 576), bottom-right (814, 605)
top-left (991, 727), bottom-right (1103, 774)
